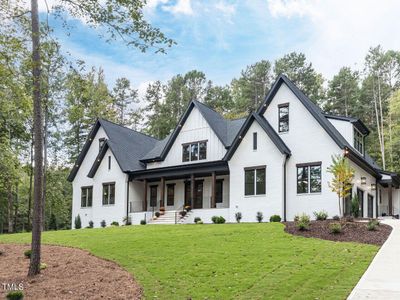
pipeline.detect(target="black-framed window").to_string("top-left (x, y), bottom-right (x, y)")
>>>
top-left (108, 156), bottom-right (111, 170)
top-left (278, 103), bottom-right (289, 133)
top-left (354, 128), bottom-right (364, 154)
top-left (245, 167), bottom-right (266, 196)
top-left (99, 138), bottom-right (106, 152)
top-left (216, 180), bottom-right (223, 203)
top-left (150, 185), bottom-right (157, 207)
top-left (253, 132), bottom-right (257, 150)
top-left (102, 182), bottom-right (115, 205)
top-left (167, 184), bottom-right (175, 206)
top-left (297, 163), bottom-right (321, 194)
top-left (81, 186), bottom-right (93, 207)
top-left (182, 141), bottom-right (207, 162)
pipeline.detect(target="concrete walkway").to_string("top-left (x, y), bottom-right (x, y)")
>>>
top-left (348, 219), bottom-right (400, 299)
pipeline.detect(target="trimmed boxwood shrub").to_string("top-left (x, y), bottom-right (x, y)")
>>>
top-left (6, 291), bottom-right (24, 300)
top-left (330, 223), bottom-right (342, 234)
top-left (211, 216), bottom-right (226, 224)
top-left (140, 219), bottom-right (146, 225)
top-left (256, 212), bottom-right (263, 223)
top-left (111, 221), bottom-right (119, 226)
top-left (179, 210), bottom-right (187, 217)
top-left (88, 220), bottom-right (94, 228)
top-left (269, 215), bottom-right (281, 222)
top-left (100, 220), bottom-right (107, 228)
top-left (235, 212), bottom-right (242, 223)
top-left (24, 249), bottom-right (32, 259)
top-left (194, 217), bottom-right (201, 223)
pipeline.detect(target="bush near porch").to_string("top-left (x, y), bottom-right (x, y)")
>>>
top-left (0, 223), bottom-right (378, 299)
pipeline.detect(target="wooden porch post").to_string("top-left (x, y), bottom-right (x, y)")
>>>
top-left (190, 174), bottom-right (195, 208)
top-left (160, 177), bottom-right (165, 208)
top-left (143, 179), bottom-right (148, 212)
top-left (389, 184), bottom-right (393, 215)
top-left (211, 172), bottom-right (216, 208)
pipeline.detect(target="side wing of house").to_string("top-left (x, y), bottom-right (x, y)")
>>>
top-left (71, 125), bottom-right (128, 228)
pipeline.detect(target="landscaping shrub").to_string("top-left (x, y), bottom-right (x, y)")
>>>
top-left (194, 217), bottom-right (201, 223)
top-left (211, 216), bottom-right (226, 224)
top-left (140, 219), bottom-right (146, 225)
top-left (332, 215), bottom-right (340, 221)
top-left (351, 194), bottom-right (360, 218)
top-left (367, 221), bottom-right (377, 231)
top-left (256, 212), bottom-right (263, 223)
top-left (297, 221), bottom-right (309, 231)
top-left (235, 212), bottom-right (242, 223)
top-left (155, 212), bottom-right (161, 218)
top-left (111, 221), bottom-right (119, 226)
top-left (74, 214), bottom-right (82, 229)
top-left (185, 205), bottom-right (191, 212)
top-left (313, 210), bottom-right (328, 221)
top-left (269, 215), bottom-right (281, 222)
top-left (330, 223), bottom-right (342, 234)
top-left (100, 220), bottom-right (107, 228)
top-left (6, 291), bottom-right (24, 300)
top-left (196, 221), bottom-right (204, 224)
top-left (40, 263), bottom-right (47, 270)
top-left (370, 219), bottom-right (380, 226)
top-left (49, 213), bottom-right (58, 230)
top-left (88, 220), bottom-right (94, 228)
top-left (24, 249), bottom-right (31, 259)
top-left (294, 215), bottom-right (300, 222)
top-left (180, 210), bottom-right (187, 217)
top-left (296, 213), bottom-right (310, 231)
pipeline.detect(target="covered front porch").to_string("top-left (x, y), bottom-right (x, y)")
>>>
top-left (127, 161), bottom-right (230, 224)
top-left (378, 172), bottom-right (400, 217)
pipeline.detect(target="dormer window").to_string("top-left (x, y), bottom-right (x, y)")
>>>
top-left (99, 138), bottom-right (106, 152)
top-left (278, 103), bottom-right (289, 133)
top-left (182, 141), bottom-right (207, 162)
top-left (354, 128), bottom-right (364, 154)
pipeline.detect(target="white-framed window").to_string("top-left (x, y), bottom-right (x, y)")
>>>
top-left (81, 186), bottom-right (93, 207)
top-left (182, 141), bottom-right (207, 162)
top-left (244, 166), bottom-right (266, 196)
top-left (297, 163), bottom-right (321, 194)
top-left (354, 127), bottom-right (364, 154)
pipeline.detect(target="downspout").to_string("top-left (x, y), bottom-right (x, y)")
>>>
top-left (375, 178), bottom-right (378, 218)
top-left (126, 175), bottom-right (130, 223)
top-left (283, 154), bottom-right (289, 222)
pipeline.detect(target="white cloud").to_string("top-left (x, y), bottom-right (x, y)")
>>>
top-left (266, 0), bottom-right (400, 79)
top-left (162, 0), bottom-right (194, 16)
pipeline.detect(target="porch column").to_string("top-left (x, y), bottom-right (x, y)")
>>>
top-left (389, 184), bottom-right (393, 215)
top-left (143, 179), bottom-right (148, 212)
top-left (211, 171), bottom-right (216, 208)
top-left (190, 174), bottom-right (195, 208)
top-left (160, 177), bottom-right (165, 208)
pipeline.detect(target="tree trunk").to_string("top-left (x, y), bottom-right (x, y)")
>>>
top-left (14, 183), bottom-right (19, 232)
top-left (42, 79), bottom-right (49, 231)
top-left (28, 129), bottom-right (34, 231)
top-left (28, 0), bottom-right (44, 277)
top-left (338, 195), bottom-right (342, 218)
top-left (7, 182), bottom-right (14, 234)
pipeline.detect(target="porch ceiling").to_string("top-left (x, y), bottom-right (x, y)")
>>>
top-left (129, 161), bottom-right (229, 181)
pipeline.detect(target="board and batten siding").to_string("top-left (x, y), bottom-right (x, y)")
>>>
top-left (263, 82), bottom-right (344, 220)
top-left (72, 126), bottom-right (128, 228)
top-left (146, 107), bottom-right (227, 169)
top-left (228, 121), bottom-right (286, 223)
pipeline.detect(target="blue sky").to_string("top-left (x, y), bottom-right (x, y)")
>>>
top-left (41, 0), bottom-right (400, 96)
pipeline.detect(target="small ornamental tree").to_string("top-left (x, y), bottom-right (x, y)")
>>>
top-left (327, 154), bottom-right (354, 218)
top-left (74, 215), bottom-right (82, 229)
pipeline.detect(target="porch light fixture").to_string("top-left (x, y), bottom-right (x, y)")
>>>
top-left (344, 148), bottom-right (349, 156)
top-left (371, 183), bottom-right (376, 191)
top-left (361, 177), bottom-right (367, 185)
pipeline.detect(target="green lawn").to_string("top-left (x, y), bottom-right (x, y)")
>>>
top-left (0, 223), bottom-right (377, 299)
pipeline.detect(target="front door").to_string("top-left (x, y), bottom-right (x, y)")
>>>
top-left (184, 181), bottom-right (203, 209)
top-left (357, 188), bottom-right (364, 218)
top-left (368, 194), bottom-right (374, 218)
top-left (150, 185), bottom-right (157, 208)
top-left (344, 188), bottom-right (353, 216)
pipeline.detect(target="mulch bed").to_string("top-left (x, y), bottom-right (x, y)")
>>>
top-left (284, 219), bottom-right (392, 246)
top-left (0, 244), bottom-right (142, 300)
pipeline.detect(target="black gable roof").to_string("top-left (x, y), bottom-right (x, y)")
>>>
top-left (67, 119), bottom-right (158, 181)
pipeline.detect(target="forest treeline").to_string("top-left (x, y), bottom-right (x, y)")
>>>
top-left (1, 5), bottom-right (400, 233)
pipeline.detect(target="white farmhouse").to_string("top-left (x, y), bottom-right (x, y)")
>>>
top-left (68, 75), bottom-right (400, 226)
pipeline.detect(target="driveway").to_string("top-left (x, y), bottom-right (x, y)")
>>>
top-left (348, 219), bottom-right (400, 299)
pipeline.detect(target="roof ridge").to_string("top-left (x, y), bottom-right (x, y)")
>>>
top-left (192, 100), bottom-right (227, 120)
top-left (99, 118), bottom-right (159, 141)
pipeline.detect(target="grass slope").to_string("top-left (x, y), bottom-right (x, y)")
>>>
top-left (0, 223), bottom-right (377, 299)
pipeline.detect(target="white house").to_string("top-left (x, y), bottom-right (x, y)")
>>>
top-left (68, 75), bottom-right (400, 227)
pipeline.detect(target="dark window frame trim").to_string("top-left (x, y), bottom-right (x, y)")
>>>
top-left (353, 127), bottom-right (364, 155)
top-left (81, 186), bottom-right (93, 208)
top-left (102, 182), bottom-right (116, 206)
top-left (296, 161), bottom-right (322, 167)
top-left (244, 165), bottom-right (266, 170)
top-left (296, 163), bottom-right (322, 194)
top-left (253, 132), bottom-right (257, 150)
top-left (244, 166), bottom-right (266, 196)
top-left (182, 140), bottom-right (208, 162)
top-left (181, 139), bottom-right (208, 146)
top-left (278, 103), bottom-right (289, 133)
